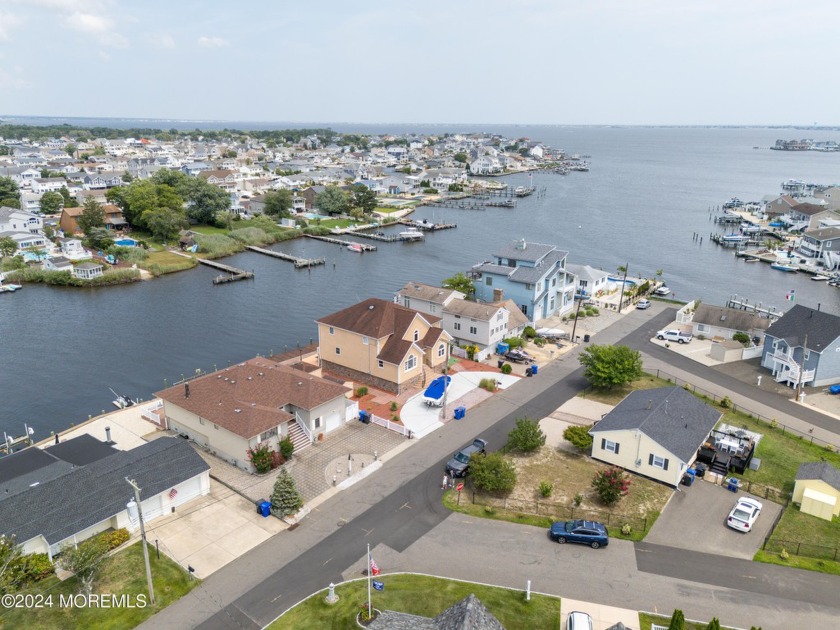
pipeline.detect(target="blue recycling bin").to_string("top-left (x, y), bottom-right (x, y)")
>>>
top-left (830, 384), bottom-right (840, 395)
top-left (531, 364), bottom-right (538, 375)
top-left (727, 478), bottom-right (740, 492)
top-left (454, 406), bottom-right (466, 420)
top-left (258, 501), bottom-right (271, 517)
top-left (359, 410), bottom-right (370, 424)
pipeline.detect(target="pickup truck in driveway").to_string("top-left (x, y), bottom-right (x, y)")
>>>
top-left (445, 438), bottom-right (487, 477)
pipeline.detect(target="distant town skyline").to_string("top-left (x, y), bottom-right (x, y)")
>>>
top-left (1, 0), bottom-right (837, 126)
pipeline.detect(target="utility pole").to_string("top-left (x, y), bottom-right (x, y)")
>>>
top-left (796, 333), bottom-right (808, 402)
top-left (570, 298), bottom-right (584, 344)
top-left (126, 477), bottom-right (156, 605)
top-left (617, 264), bottom-right (629, 314)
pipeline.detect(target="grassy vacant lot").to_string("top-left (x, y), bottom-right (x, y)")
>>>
top-left (0, 542), bottom-right (197, 629)
top-left (638, 612), bottom-right (738, 630)
top-left (269, 574), bottom-right (561, 629)
top-left (140, 250), bottom-right (198, 275)
top-left (756, 504), bottom-right (840, 574)
top-left (579, 373), bottom-right (673, 406)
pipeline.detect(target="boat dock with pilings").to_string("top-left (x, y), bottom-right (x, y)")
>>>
top-left (197, 258), bottom-right (255, 283)
top-left (246, 245), bottom-right (328, 266)
top-left (725, 295), bottom-right (784, 320)
top-left (398, 219), bottom-right (457, 231)
top-left (302, 235), bottom-right (377, 251)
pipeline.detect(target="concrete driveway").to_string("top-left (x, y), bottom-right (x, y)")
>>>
top-left (145, 482), bottom-right (286, 579)
top-left (645, 478), bottom-right (782, 559)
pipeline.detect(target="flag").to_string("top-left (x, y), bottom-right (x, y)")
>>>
top-left (369, 554), bottom-right (380, 576)
top-left (169, 488), bottom-right (178, 500)
top-left (786, 289), bottom-right (795, 302)
top-left (372, 580), bottom-right (384, 591)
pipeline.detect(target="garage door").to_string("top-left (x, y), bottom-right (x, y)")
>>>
top-left (141, 494), bottom-right (165, 521)
top-left (324, 410), bottom-right (342, 432)
top-left (171, 476), bottom-right (203, 507)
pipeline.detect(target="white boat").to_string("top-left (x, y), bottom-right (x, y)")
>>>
top-left (811, 275), bottom-right (830, 281)
top-left (654, 286), bottom-right (671, 296)
top-left (110, 387), bottom-right (136, 409)
top-left (770, 263), bottom-right (797, 273)
top-left (0, 283), bottom-right (22, 293)
top-left (346, 242), bottom-right (363, 253)
top-left (399, 227), bottom-right (424, 241)
top-left (722, 234), bottom-right (750, 243)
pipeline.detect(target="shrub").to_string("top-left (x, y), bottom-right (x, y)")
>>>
top-left (355, 386), bottom-right (368, 397)
top-left (732, 332), bottom-right (750, 346)
top-left (668, 609), bottom-right (686, 630)
top-left (720, 396), bottom-right (732, 409)
top-left (501, 363), bottom-right (512, 375)
top-left (229, 227), bottom-right (272, 246)
top-left (279, 437), bottom-right (294, 461)
top-left (465, 344), bottom-right (478, 360)
top-left (621, 524), bottom-right (632, 535)
top-left (484, 506), bottom-right (495, 515)
top-left (390, 401), bottom-right (398, 412)
top-left (503, 336), bottom-right (524, 349)
top-left (270, 451), bottom-right (285, 469)
top-left (705, 618), bottom-right (721, 630)
top-left (247, 442), bottom-right (274, 474)
top-left (469, 452), bottom-right (517, 493)
top-left (592, 466), bottom-right (631, 506)
top-left (7, 553), bottom-right (55, 588)
top-left (573, 493), bottom-right (583, 506)
top-left (478, 378), bottom-right (497, 392)
top-left (100, 528), bottom-right (130, 551)
top-left (194, 233), bottom-right (244, 257)
top-left (270, 469), bottom-right (304, 517)
top-left (563, 424), bottom-right (594, 451)
top-left (579, 344), bottom-right (643, 389)
top-left (780, 548), bottom-right (789, 560)
top-left (539, 481), bottom-right (553, 497)
top-left (507, 417), bottom-right (546, 453)
top-left (523, 326), bottom-right (537, 339)
top-left (533, 337), bottom-right (545, 347)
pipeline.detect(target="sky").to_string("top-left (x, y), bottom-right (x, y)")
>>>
top-left (0, 0), bottom-right (837, 126)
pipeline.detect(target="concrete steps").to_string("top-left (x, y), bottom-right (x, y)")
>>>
top-left (287, 421), bottom-right (311, 455)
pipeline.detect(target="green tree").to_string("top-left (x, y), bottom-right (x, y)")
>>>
top-left (0, 236), bottom-right (18, 258)
top-left (469, 452), bottom-right (517, 493)
top-left (592, 467), bottom-right (631, 506)
top-left (143, 207), bottom-right (187, 242)
top-left (57, 537), bottom-right (108, 595)
top-left (0, 534), bottom-right (22, 595)
top-left (667, 609), bottom-right (686, 630)
top-left (0, 176), bottom-right (20, 205)
top-left (270, 469), bottom-right (304, 517)
top-left (121, 171), bottom-right (134, 183)
top-left (578, 344), bottom-right (642, 389)
top-left (58, 186), bottom-right (75, 209)
top-left (174, 176), bottom-right (230, 224)
top-left (64, 143), bottom-right (77, 157)
top-left (441, 272), bottom-right (475, 299)
top-left (705, 619), bottom-right (721, 630)
top-left (453, 152), bottom-right (468, 163)
top-left (507, 417), bottom-right (546, 453)
top-left (76, 198), bottom-right (106, 235)
top-left (39, 191), bottom-right (64, 214)
top-left (563, 424), bottom-right (594, 451)
top-left (315, 185), bottom-right (349, 215)
top-left (263, 189), bottom-right (293, 217)
top-left (84, 227), bottom-right (113, 251)
top-left (351, 184), bottom-right (378, 214)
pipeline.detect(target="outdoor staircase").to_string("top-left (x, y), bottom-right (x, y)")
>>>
top-left (709, 453), bottom-right (730, 477)
top-left (287, 421), bottom-right (312, 455)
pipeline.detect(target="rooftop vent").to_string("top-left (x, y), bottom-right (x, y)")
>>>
top-left (247, 376), bottom-right (252, 380)
top-left (234, 408), bottom-right (241, 413)
top-left (369, 305), bottom-right (375, 310)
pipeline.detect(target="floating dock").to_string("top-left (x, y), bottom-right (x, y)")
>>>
top-left (399, 219), bottom-right (457, 231)
top-left (197, 258), bottom-right (255, 283)
top-left (247, 245), bottom-right (328, 266)
top-left (302, 235), bottom-right (377, 251)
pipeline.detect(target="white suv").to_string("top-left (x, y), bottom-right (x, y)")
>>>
top-left (656, 329), bottom-right (692, 344)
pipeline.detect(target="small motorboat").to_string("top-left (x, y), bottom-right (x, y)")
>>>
top-left (770, 263), bottom-right (797, 273)
top-left (811, 275), bottom-right (830, 281)
top-left (399, 227), bottom-right (424, 241)
top-left (744, 257), bottom-right (759, 262)
top-left (110, 387), bottom-right (136, 409)
top-left (346, 242), bottom-right (363, 253)
top-left (654, 286), bottom-right (671, 296)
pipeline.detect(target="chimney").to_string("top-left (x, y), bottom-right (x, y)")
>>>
top-left (185, 383), bottom-right (190, 398)
top-left (105, 426), bottom-right (112, 444)
top-left (493, 288), bottom-right (504, 302)
top-left (516, 238), bottom-right (526, 250)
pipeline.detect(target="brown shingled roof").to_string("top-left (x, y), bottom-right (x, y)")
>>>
top-left (155, 357), bottom-right (349, 439)
top-left (317, 298), bottom-right (441, 338)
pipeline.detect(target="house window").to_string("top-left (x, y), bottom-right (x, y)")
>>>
top-left (526, 283), bottom-right (533, 290)
top-left (404, 298), bottom-right (410, 308)
top-left (199, 417), bottom-right (204, 425)
top-left (520, 304), bottom-right (528, 315)
top-left (378, 360), bottom-right (384, 368)
top-left (649, 454), bottom-right (669, 470)
top-left (260, 427), bottom-right (277, 441)
top-left (469, 326), bottom-right (477, 334)
top-left (413, 330), bottom-right (420, 342)
top-left (454, 322), bottom-right (461, 331)
top-left (314, 416), bottom-right (322, 429)
top-left (804, 349), bottom-right (811, 360)
top-left (335, 347), bottom-right (341, 355)
top-left (485, 277), bottom-right (493, 286)
top-left (405, 355), bottom-right (417, 371)
top-left (697, 324), bottom-right (707, 332)
top-left (552, 277), bottom-right (556, 287)
top-left (329, 326), bottom-right (334, 335)
top-left (362, 336), bottom-right (368, 345)
top-left (438, 344), bottom-right (446, 357)
top-left (430, 304), bottom-right (436, 313)
top-left (601, 439), bottom-right (619, 454)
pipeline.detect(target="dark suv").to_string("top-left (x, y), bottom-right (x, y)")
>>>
top-left (549, 520), bottom-right (609, 549)
top-left (445, 438), bottom-right (487, 477)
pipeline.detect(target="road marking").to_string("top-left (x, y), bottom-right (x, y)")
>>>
top-left (361, 527), bottom-right (374, 537)
top-left (323, 557), bottom-right (332, 565)
top-left (271, 593), bottom-right (283, 602)
top-left (399, 502), bottom-right (412, 510)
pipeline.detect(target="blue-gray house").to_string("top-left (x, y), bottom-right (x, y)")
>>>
top-left (761, 304), bottom-right (840, 388)
top-left (470, 239), bottom-right (574, 321)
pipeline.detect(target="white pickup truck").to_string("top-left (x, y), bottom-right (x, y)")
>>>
top-left (656, 329), bottom-right (693, 344)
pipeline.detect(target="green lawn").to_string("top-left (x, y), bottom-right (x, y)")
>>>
top-left (0, 542), bottom-right (197, 629)
top-left (317, 218), bottom-right (365, 229)
top-left (756, 504), bottom-right (840, 573)
top-left (578, 373), bottom-right (674, 406)
top-left (754, 549), bottom-right (840, 576)
top-left (269, 574), bottom-right (561, 629)
top-left (639, 612), bottom-right (736, 630)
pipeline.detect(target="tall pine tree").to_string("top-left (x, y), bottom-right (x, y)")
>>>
top-left (270, 469), bottom-right (303, 517)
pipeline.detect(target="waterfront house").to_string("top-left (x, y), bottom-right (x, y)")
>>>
top-left (43, 256), bottom-right (74, 272)
top-left (395, 282), bottom-right (465, 316)
top-left (566, 263), bottom-right (610, 299)
top-left (814, 186), bottom-right (840, 212)
top-left (589, 387), bottom-right (722, 488)
top-left (443, 299), bottom-right (511, 361)
top-left (59, 206), bottom-right (83, 235)
top-left (156, 357), bottom-right (352, 471)
top-left (0, 435), bottom-right (210, 560)
top-left (793, 462), bottom-right (840, 521)
top-left (690, 304), bottom-right (772, 344)
top-left (0, 230), bottom-right (48, 253)
top-left (798, 226), bottom-right (840, 266)
top-left (58, 237), bottom-right (86, 259)
top-left (471, 239), bottom-right (574, 321)
top-left (0, 206), bottom-right (43, 234)
top-left (102, 203), bottom-right (129, 231)
top-left (316, 298), bottom-right (452, 394)
top-left (760, 304), bottom-right (840, 388)
top-left (783, 202), bottom-right (835, 232)
top-left (764, 194), bottom-right (800, 219)
top-left (73, 261), bottom-right (103, 280)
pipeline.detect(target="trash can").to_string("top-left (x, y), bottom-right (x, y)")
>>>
top-left (258, 501), bottom-right (271, 518)
top-left (693, 462), bottom-right (707, 478)
top-left (359, 410), bottom-right (370, 424)
top-left (525, 367), bottom-right (533, 377)
top-left (830, 384), bottom-right (840, 395)
top-left (531, 364), bottom-right (538, 375)
top-left (583, 334), bottom-right (591, 342)
top-left (256, 499), bottom-right (267, 515)
top-left (454, 406), bottom-right (466, 420)
top-left (727, 477), bottom-right (740, 492)
top-left (682, 473), bottom-right (695, 487)
top-left (497, 359), bottom-right (505, 369)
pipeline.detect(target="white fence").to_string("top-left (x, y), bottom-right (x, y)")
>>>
top-left (370, 413), bottom-right (411, 437)
top-left (742, 345), bottom-right (763, 360)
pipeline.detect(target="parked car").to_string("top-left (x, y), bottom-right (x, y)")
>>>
top-left (726, 497), bottom-right (763, 532)
top-left (656, 329), bottom-right (692, 344)
top-left (636, 299), bottom-right (651, 309)
top-left (549, 520), bottom-right (609, 548)
top-left (445, 438), bottom-right (487, 477)
top-left (566, 611), bottom-right (594, 630)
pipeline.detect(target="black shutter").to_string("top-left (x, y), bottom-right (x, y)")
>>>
top-left (601, 438), bottom-right (606, 450)
top-left (663, 459), bottom-right (669, 471)
top-left (614, 443), bottom-right (620, 455)
top-left (648, 453), bottom-right (654, 466)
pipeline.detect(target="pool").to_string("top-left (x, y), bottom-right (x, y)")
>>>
top-left (608, 276), bottom-right (637, 286)
top-left (114, 238), bottom-right (138, 247)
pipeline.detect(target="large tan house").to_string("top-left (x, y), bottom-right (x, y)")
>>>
top-left (589, 387), bottom-right (722, 487)
top-left (316, 298), bottom-right (452, 394)
top-left (156, 357), bottom-right (351, 471)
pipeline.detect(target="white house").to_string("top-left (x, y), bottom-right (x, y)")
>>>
top-left (73, 262), bottom-right (103, 280)
top-left (443, 300), bottom-right (510, 360)
top-left (566, 264), bottom-right (610, 299)
top-left (43, 256), bottom-right (74, 272)
top-left (0, 206), bottom-right (43, 234)
top-left (395, 282), bottom-right (465, 317)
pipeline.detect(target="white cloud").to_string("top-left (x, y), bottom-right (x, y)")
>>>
top-left (147, 32), bottom-right (176, 50)
top-left (0, 64), bottom-right (27, 89)
top-left (198, 35), bottom-right (228, 49)
top-left (0, 11), bottom-right (23, 41)
top-left (97, 50), bottom-right (110, 61)
top-left (66, 11), bottom-right (110, 33)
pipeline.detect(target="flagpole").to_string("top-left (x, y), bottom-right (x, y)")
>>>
top-left (367, 543), bottom-right (372, 619)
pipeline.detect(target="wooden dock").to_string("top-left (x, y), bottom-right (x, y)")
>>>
top-left (197, 258), bottom-right (255, 283)
top-left (302, 235), bottom-right (377, 251)
top-left (725, 296), bottom-right (783, 320)
top-left (398, 219), bottom-right (457, 231)
top-left (350, 231), bottom-right (400, 243)
top-left (247, 245), bottom-right (328, 266)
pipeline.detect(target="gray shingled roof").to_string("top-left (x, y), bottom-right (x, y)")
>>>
top-left (591, 387), bottom-right (722, 462)
top-left (507, 250), bottom-right (566, 284)
top-left (796, 462), bottom-right (840, 492)
top-left (493, 240), bottom-right (558, 263)
top-left (765, 304), bottom-right (840, 351)
top-left (0, 437), bottom-right (209, 546)
top-left (692, 304), bottom-right (772, 333)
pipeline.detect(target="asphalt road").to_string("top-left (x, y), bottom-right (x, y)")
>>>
top-left (143, 304), bottom-right (840, 629)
